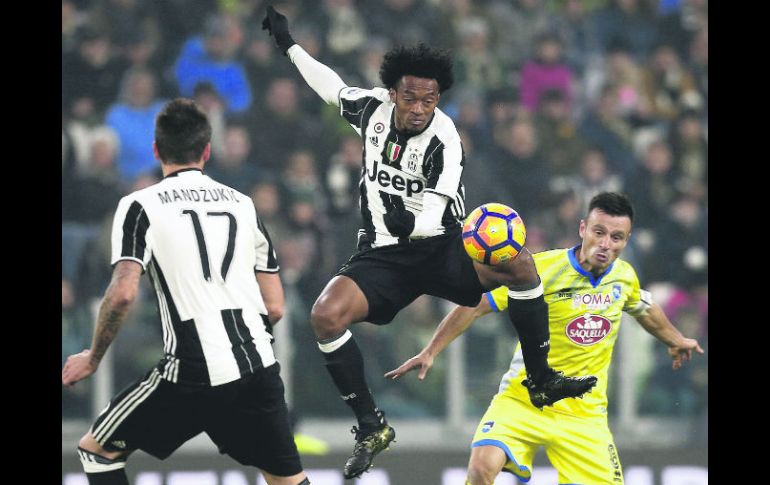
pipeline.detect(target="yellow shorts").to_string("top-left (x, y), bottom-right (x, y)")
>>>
top-left (471, 393), bottom-right (623, 484)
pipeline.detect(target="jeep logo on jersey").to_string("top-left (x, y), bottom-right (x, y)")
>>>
top-left (566, 313), bottom-right (612, 345)
top-left (367, 160), bottom-right (424, 197)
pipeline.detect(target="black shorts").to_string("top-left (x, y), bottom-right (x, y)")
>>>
top-left (337, 229), bottom-right (485, 324)
top-left (90, 362), bottom-right (302, 477)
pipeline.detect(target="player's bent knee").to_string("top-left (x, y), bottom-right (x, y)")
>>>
top-left (507, 252), bottom-right (540, 285)
top-left (78, 433), bottom-right (130, 462)
top-left (77, 446), bottom-right (128, 474)
top-left (466, 464), bottom-right (496, 485)
top-left (310, 300), bottom-right (350, 337)
top-left (467, 454), bottom-right (503, 485)
top-left (78, 433), bottom-right (107, 455)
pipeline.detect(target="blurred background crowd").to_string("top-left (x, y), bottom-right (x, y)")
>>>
top-left (62, 0), bottom-right (707, 446)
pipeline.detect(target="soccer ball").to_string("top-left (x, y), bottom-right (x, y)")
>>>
top-left (462, 203), bottom-right (526, 265)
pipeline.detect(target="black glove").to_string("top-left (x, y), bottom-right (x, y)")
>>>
top-left (261, 5), bottom-right (295, 55)
top-left (383, 207), bottom-right (415, 238)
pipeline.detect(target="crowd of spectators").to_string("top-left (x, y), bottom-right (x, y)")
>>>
top-left (63, 0), bottom-right (707, 435)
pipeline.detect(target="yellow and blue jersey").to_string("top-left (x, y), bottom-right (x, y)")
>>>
top-left (487, 246), bottom-right (651, 418)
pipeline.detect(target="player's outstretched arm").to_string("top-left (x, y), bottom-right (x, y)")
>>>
top-left (385, 297), bottom-right (494, 381)
top-left (62, 261), bottom-right (142, 386)
top-left (262, 5), bottom-right (347, 106)
top-left (635, 302), bottom-right (705, 370)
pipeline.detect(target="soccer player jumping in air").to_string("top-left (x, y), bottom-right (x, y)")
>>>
top-left (262, 5), bottom-right (597, 479)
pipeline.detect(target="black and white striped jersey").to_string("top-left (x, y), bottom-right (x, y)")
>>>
top-left (110, 168), bottom-right (279, 387)
top-left (339, 86), bottom-right (466, 247)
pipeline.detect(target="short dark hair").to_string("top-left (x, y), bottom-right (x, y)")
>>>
top-left (155, 98), bottom-right (212, 165)
top-left (379, 43), bottom-right (454, 93)
top-left (587, 192), bottom-right (634, 223)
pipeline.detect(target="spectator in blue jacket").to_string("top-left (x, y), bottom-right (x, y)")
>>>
top-left (105, 66), bottom-right (166, 182)
top-left (174, 14), bottom-right (252, 115)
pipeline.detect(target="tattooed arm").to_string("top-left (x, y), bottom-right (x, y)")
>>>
top-left (62, 261), bottom-right (142, 386)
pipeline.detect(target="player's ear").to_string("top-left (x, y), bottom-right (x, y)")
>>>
top-left (152, 141), bottom-right (162, 162)
top-left (202, 143), bottom-right (212, 163)
top-left (578, 219), bottom-right (586, 239)
top-left (388, 88), bottom-right (397, 103)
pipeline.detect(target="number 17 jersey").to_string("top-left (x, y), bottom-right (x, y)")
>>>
top-left (110, 168), bottom-right (279, 387)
